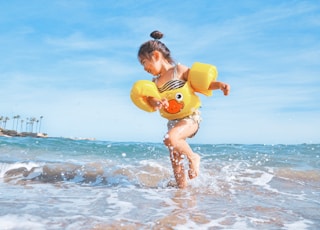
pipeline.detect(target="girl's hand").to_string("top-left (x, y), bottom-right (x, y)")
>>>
top-left (209, 81), bottom-right (231, 96)
top-left (147, 97), bottom-right (169, 110)
top-left (220, 83), bottom-right (230, 96)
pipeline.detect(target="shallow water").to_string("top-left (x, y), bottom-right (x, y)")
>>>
top-left (0, 137), bottom-right (319, 229)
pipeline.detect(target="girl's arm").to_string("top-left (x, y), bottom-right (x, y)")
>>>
top-left (146, 97), bottom-right (169, 110)
top-left (183, 64), bottom-right (230, 96)
top-left (209, 81), bottom-right (230, 96)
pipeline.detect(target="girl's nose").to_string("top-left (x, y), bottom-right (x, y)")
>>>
top-left (144, 67), bottom-right (151, 73)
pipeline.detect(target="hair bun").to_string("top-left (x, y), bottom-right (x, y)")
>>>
top-left (150, 30), bottom-right (163, 40)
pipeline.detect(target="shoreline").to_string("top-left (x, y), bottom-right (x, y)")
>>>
top-left (0, 128), bottom-right (47, 138)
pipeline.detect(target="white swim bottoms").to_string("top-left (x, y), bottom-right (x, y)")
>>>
top-left (167, 110), bottom-right (202, 138)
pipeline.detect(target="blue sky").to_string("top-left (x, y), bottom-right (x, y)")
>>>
top-left (0, 0), bottom-right (319, 144)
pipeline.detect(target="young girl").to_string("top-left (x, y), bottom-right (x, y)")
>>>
top-left (135, 30), bottom-right (230, 188)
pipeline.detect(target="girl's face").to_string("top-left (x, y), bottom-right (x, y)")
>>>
top-left (140, 52), bottom-right (161, 76)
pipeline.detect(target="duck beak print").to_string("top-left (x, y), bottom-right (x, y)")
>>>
top-left (165, 99), bottom-right (184, 114)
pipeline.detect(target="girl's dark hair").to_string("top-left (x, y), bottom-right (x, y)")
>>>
top-left (138, 30), bottom-right (174, 64)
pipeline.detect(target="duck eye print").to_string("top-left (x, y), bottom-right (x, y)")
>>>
top-left (175, 93), bottom-right (183, 101)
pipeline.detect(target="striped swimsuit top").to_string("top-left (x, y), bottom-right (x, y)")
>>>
top-left (154, 64), bottom-right (186, 93)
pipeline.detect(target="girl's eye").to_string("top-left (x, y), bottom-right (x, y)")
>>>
top-left (140, 59), bottom-right (146, 65)
top-left (175, 93), bottom-right (183, 101)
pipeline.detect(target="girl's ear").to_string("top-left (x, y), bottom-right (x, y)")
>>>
top-left (152, 50), bottom-right (161, 61)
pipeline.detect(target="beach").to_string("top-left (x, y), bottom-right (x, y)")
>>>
top-left (0, 137), bottom-right (319, 229)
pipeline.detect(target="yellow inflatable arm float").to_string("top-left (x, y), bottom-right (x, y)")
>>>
top-left (130, 80), bottom-right (161, 112)
top-left (130, 62), bottom-right (218, 116)
top-left (188, 62), bottom-right (218, 96)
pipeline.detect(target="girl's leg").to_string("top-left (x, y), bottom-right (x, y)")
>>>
top-left (170, 150), bottom-right (187, 188)
top-left (164, 119), bottom-right (200, 186)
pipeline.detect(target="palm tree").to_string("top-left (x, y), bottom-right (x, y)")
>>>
top-left (20, 120), bottom-right (24, 132)
top-left (30, 117), bottom-right (37, 133)
top-left (15, 115), bottom-right (20, 132)
top-left (35, 120), bottom-right (39, 133)
top-left (0, 116), bottom-right (3, 128)
top-left (12, 116), bottom-right (17, 130)
top-left (25, 118), bottom-right (29, 132)
top-left (39, 116), bottom-right (43, 133)
top-left (3, 117), bottom-right (9, 129)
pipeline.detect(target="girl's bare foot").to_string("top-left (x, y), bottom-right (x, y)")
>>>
top-left (188, 153), bottom-right (200, 179)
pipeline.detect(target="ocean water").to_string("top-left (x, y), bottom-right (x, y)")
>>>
top-left (0, 137), bottom-right (319, 230)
